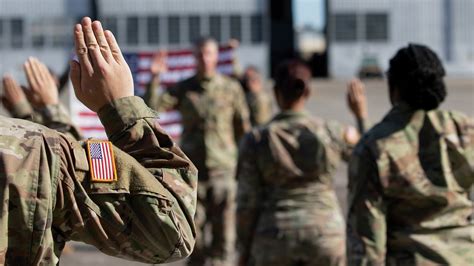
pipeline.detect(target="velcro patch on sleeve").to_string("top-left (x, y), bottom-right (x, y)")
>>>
top-left (87, 140), bottom-right (117, 182)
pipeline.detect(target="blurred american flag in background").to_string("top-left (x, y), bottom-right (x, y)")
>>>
top-left (70, 45), bottom-right (236, 140)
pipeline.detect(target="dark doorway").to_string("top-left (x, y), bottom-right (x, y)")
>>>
top-left (269, 0), bottom-right (329, 77)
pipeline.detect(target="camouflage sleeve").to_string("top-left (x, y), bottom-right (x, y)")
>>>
top-left (325, 120), bottom-right (354, 161)
top-left (143, 74), bottom-right (179, 112)
top-left (54, 96), bottom-right (197, 263)
top-left (232, 82), bottom-right (251, 140)
top-left (347, 144), bottom-right (387, 266)
top-left (8, 99), bottom-right (34, 119)
top-left (247, 91), bottom-right (273, 126)
top-left (236, 131), bottom-right (262, 264)
top-left (32, 104), bottom-right (83, 140)
top-left (9, 100), bottom-right (82, 140)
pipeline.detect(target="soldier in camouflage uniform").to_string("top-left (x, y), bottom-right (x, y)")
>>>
top-left (240, 66), bottom-right (273, 126)
top-left (0, 17), bottom-right (197, 265)
top-left (2, 58), bottom-right (82, 140)
top-left (347, 44), bottom-right (474, 265)
top-left (236, 60), bottom-right (368, 266)
top-left (144, 37), bottom-right (251, 266)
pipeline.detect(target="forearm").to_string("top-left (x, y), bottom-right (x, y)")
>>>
top-left (143, 74), bottom-right (161, 110)
top-left (9, 100), bottom-right (34, 120)
top-left (355, 116), bottom-right (369, 134)
top-left (97, 95), bottom-right (198, 248)
top-left (56, 96), bottom-right (198, 262)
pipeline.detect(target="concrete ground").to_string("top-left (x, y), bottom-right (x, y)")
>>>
top-left (5, 78), bottom-right (471, 266)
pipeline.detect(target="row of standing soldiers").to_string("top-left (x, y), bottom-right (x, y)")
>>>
top-left (143, 38), bottom-right (474, 266)
top-left (0, 17), bottom-right (473, 266)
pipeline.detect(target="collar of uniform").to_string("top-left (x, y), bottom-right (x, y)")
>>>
top-left (196, 72), bottom-right (218, 82)
top-left (272, 110), bottom-right (309, 121)
top-left (383, 102), bottom-right (426, 130)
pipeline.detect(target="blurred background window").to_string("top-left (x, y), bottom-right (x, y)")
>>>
top-left (250, 14), bottom-right (263, 43)
top-left (11, 18), bottom-right (24, 48)
top-left (126, 16), bottom-right (139, 45)
top-left (210, 15), bottom-right (221, 42)
top-left (229, 15), bottom-right (242, 41)
top-left (0, 19), bottom-right (4, 49)
top-left (333, 13), bottom-right (357, 42)
top-left (365, 13), bottom-right (389, 41)
top-left (168, 16), bottom-right (180, 44)
top-left (147, 16), bottom-right (160, 44)
top-left (103, 17), bottom-right (119, 42)
top-left (188, 15), bottom-right (201, 43)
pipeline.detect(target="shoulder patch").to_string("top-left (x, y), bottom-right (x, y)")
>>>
top-left (87, 140), bottom-right (117, 182)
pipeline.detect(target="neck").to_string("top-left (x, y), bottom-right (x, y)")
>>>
top-left (198, 69), bottom-right (216, 79)
top-left (280, 101), bottom-right (305, 112)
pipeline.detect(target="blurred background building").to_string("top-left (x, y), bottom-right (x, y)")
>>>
top-left (330, 0), bottom-right (474, 77)
top-left (0, 0), bottom-right (473, 81)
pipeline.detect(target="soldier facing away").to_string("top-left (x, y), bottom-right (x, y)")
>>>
top-left (347, 44), bottom-right (474, 265)
top-left (236, 60), bottom-right (368, 266)
top-left (0, 17), bottom-right (197, 265)
top-left (144, 37), bottom-right (251, 266)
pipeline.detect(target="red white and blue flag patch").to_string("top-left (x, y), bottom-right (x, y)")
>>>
top-left (87, 140), bottom-right (117, 182)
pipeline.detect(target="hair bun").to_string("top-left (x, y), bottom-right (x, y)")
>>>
top-left (388, 44), bottom-right (447, 110)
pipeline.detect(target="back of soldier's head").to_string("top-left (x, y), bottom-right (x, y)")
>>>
top-left (274, 59), bottom-right (311, 103)
top-left (388, 43), bottom-right (447, 110)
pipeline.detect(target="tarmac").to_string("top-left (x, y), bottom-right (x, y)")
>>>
top-left (4, 78), bottom-right (471, 266)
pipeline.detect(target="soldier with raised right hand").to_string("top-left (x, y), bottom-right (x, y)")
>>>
top-left (347, 44), bottom-right (474, 265)
top-left (0, 17), bottom-right (197, 265)
top-left (236, 60), bottom-right (368, 266)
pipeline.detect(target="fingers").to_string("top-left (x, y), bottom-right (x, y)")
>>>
top-left (70, 60), bottom-right (82, 97)
top-left (347, 79), bottom-right (365, 103)
top-left (74, 24), bottom-right (93, 75)
top-left (82, 17), bottom-right (106, 68)
top-left (92, 20), bottom-right (113, 62)
top-left (24, 58), bottom-right (40, 91)
top-left (104, 30), bottom-right (124, 62)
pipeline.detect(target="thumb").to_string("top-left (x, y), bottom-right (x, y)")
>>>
top-left (69, 60), bottom-right (82, 96)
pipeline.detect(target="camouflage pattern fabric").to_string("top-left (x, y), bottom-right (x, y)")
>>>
top-left (245, 91), bottom-right (273, 127)
top-left (237, 111), bottom-right (356, 266)
top-left (0, 96), bottom-right (198, 265)
top-left (347, 103), bottom-right (474, 266)
top-left (145, 74), bottom-right (250, 265)
top-left (191, 169), bottom-right (236, 266)
top-left (10, 100), bottom-right (83, 140)
top-left (144, 73), bottom-right (251, 172)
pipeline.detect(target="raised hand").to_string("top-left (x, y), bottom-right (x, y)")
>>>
top-left (70, 17), bottom-right (134, 112)
top-left (23, 57), bottom-right (59, 108)
top-left (2, 75), bottom-right (28, 112)
top-left (347, 78), bottom-right (368, 119)
top-left (150, 51), bottom-right (168, 76)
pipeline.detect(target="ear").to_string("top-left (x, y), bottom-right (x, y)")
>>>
top-left (303, 87), bottom-right (311, 99)
top-left (389, 85), bottom-right (400, 105)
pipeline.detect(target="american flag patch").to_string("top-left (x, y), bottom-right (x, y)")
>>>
top-left (87, 140), bottom-right (117, 182)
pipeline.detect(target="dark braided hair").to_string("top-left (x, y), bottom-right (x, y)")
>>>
top-left (388, 43), bottom-right (447, 110)
top-left (274, 59), bottom-right (312, 103)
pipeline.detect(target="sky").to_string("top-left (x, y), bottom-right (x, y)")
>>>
top-left (293, 0), bottom-right (325, 30)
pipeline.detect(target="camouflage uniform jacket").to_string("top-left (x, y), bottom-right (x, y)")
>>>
top-left (10, 99), bottom-right (83, 140)
top-left (237, 110), bottom-right (355, 261)
top-left (347, 103), bottom-right (474, 265)
top-left (144, 74), bottom-right (251, 173)
top-left (0, 96), bottom-right (198, 265)
top-left (245, 90), bottom-right (273, 127)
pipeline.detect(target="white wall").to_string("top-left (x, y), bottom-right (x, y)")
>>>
top-left (329, 0), bottom-right (473, 77)
top-left (99, 0), bottom-right (265, 15)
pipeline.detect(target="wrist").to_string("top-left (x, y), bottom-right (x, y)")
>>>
top-left (10, 99), bottom-right (33, 118)
top-left (97, 96), bottom-right (157, 139)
